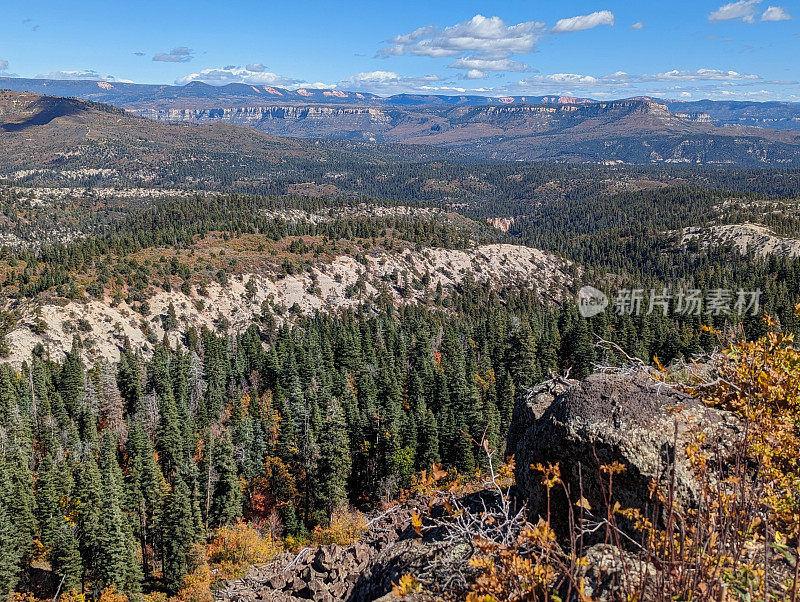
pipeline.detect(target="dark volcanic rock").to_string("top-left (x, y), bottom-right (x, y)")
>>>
top-left (508, 373), bottom-right (741, 537)
top-left (214, 499), bottom-right (436, 602)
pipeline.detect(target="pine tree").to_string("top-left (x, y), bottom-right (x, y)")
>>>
top-left (314, 398), bottom-right (351, 514)
top-left (75, 448), bottom-right (102, 592)
top-left (117, 346), bottom-right (143, 415)
top-left (508, 320), bottom-right (539, 389)
top-left (0, 461), bottom-right (22, 598)
top-left (161, 475), bottom-right (196, 594)
top-left (125, 422), bottom-right (165, 578)
top-left (6, 442), bottom-right (36, 569)
top-left (209, 433), bottom-right (242, 527)
top-left (281, 501), bottom-right (306, 539)
top-left (96, 432), bottom-right (141, 593)
top-left (50, 517), bottom-right (82, 594)
top-left (416, 404), bottom-right (440, 470)
top-left (59, 340), bottom-right (85, 417)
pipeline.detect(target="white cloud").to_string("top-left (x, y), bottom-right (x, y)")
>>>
top-left (153, 47), bottom-right (194, 63)
top-left (0, 59), bottom-right (8, 72)
top-left (298, 81), bottom-right (339, 89)
top-left (761, 5), bottom-right (791, 20)
top-left (510, 66), bottom-right (800, 100)
top-left (388, 25), bottom-right (438, 46)
top-left (176, 66), bottom-right (299, 87)
top-left (643, 68), bottom-right (760, 82)
top-left (378, 15), bottom-right (545, 60)
top-left (631, 21), bottom-right (644, 30)
top-left (514, 68), bottom-right (767, 93)
top-left (551, 10), bottom-right (615, 33)
top-left (337, 71), bottom-right (493, 95)
top-left (33, 70), bottom-right (132, 82)
top-left (463, 69), bottom-right (488, 80)
top-left (338, 70), bottom-right (442, 94)
top-left (448, 57), bottom-right (529, 72)
top-left (522, 68), bottom-right (760, 88)
top-left (709, 0), bottom-right (761, 23)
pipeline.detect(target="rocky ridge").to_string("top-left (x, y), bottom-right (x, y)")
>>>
top-left (682, 223), bottom-right (800, 258)
top-left (3, 243), bottom-right (571, 367)
top-left (216, 501), bottom-right (434, 602)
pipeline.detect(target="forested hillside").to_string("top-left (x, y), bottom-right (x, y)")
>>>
top-left (1, 89), bottom-right (800, 601)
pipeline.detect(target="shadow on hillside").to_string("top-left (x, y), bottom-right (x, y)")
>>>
top-left (1, 98), bottom-right (83, 132)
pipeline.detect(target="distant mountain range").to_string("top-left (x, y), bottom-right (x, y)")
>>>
top-left (4, 76), bottom-right (800, 130)
top-left (2, 77), bottom-right (800, 166)
top-left (0, 76), bottom-right (588, 108)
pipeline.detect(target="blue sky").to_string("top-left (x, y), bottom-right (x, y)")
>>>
top-left (1, 0), bottom-right (799, 100)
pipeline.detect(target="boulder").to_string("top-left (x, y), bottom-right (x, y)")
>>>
top-left (577, 544), bottom-right (656, 601)
top-left (508, 373), bottom-right (741, 538)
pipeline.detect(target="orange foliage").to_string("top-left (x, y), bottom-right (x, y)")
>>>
top-left (206, 523), bottom-right (281, 580)
top-left (97, 586), bottom-right (128, 602)
top-left (57, 590), bottom-right (86, 602)
top-left (175, 544), bottom-right (213, 602)
top-left (248, 456), bottom-right (297, 519)
top-left (310, 508), bottom-right (367, 547)
top-left (8, 594), bottom-right (39, 602)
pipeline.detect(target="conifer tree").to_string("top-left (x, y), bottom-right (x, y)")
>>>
top-left (314, 398), bottom-right (351, 514)
top-left (125, 422), bottom-right (165, 577)
top-left (96, 432), bottom-right (141, 593)
top-left (161, 475), bottom-right (196, 593)
top-left (50, 517), bottom-right (82, 594)
top-left (0, 461), bottom-right (22, 598)
top-left (59, 341), bottom-right (86, 416)
top-left (209, 433), bottom-right (242, 527)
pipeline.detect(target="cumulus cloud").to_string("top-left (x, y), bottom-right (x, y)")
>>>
top-left (709, 2), bottom-right (791, 24)
top-left (0, 59), bottom-right (8, 72)
top-left (551, 10), bottom-right (615, 33)
top-left (378, 15), bottom-right (544, 60)
top-left (709, 0), bottom-right (762, 23)
top-left (519, 68), bottom-right (762, 90)
top-left (152, 47), bottom-right (194, 63)
top-left (509, 66), bottom-right (800, 100)
top-left (339, 70), bottom-right (442, 93)
top-left (33, 70), bottom-right (132, 82)
top-left (463, 69), bottom-right (488, 80)
top-left (336, 70), bottom-right (492, 95)
top-left (448, 57), bottom-right (529, 72)
top-left (761, 5), bottom-right (791, 20)
top-left (631, 21), bottom-right (644, 30)
top-left (643, 69), bottom-right (760, 82)
top-left (175, 65), bottom-right (299, 86)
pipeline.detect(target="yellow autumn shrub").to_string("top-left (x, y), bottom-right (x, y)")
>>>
top-left (310, 507), bottom-right (367, 547)
top-left (206, 522), bottom-right (281, 580)
top-left (699, 325), bottom-right (800, 533)
top-left (175, 544), bottom-right (213, 602)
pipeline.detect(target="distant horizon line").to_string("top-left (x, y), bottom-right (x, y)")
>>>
top-left (3, 75), bottom-right (800, 105)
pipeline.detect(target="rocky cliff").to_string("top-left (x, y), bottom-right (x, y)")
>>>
top-left (128, 98), bottom-right (800, 165)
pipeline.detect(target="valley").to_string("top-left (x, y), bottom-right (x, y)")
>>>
top-left (0, 78), bottom-right (800, 602)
